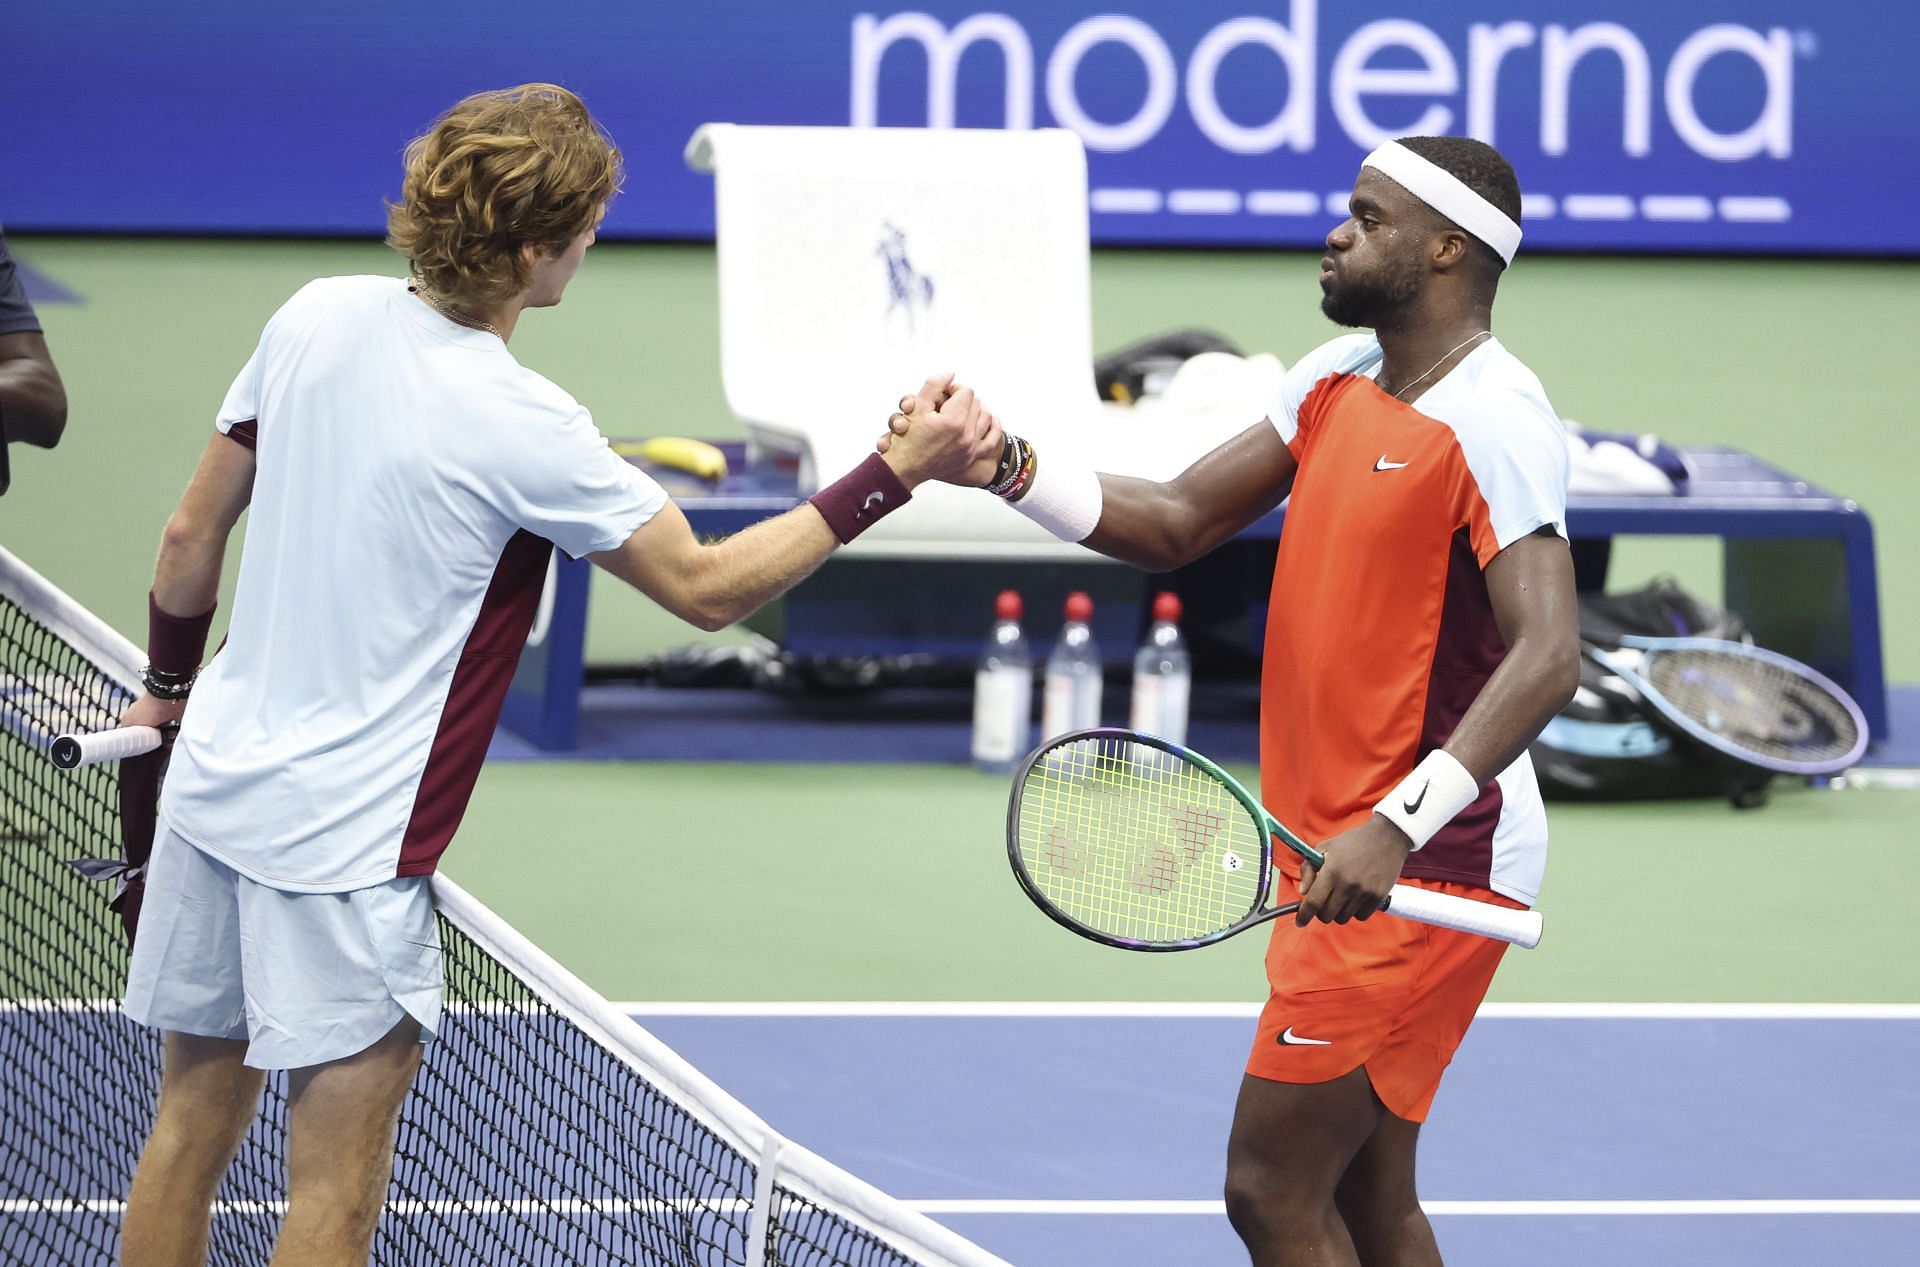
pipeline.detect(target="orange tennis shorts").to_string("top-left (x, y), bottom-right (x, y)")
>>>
top-left (1246, 871), bottom-right (1525, 1122)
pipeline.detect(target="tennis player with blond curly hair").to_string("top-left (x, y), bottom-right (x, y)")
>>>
top-left (114, 84), bottom-right (995, 1267)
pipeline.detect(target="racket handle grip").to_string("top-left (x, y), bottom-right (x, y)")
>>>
top-left (1383, 883), bottom-right (1543, 950)
top-left (50, 725), bottom-right (167, 770)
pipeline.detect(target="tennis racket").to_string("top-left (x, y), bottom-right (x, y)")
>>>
top-left (1007, 729), bottom-right (1543, 952)
top-left (1583, 636), bottom-right (1867, 775)
top-left (49, 723), bottom-right (173, 770)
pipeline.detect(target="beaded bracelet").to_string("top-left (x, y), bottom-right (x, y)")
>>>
top-left (985, 434), bottom-right (1020, 490)
top-left (986, 433), bottom-right (1036, 500)
top-left (141, 665), bottom-right (197, 701)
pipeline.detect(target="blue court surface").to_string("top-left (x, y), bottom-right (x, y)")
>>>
top-left (628, 1004), bottom-right (1920, 1267)
top-left (6, 1004), bottom-right (1915, 1264)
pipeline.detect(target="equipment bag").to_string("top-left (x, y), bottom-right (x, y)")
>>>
top-left (1530, 579), bottom-right (1775, 807)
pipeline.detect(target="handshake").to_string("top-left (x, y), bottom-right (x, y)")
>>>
top-left (818, 369), bottom-right (1091, 546)
top-left (871, 372), bottom-right (1020, 494)
top-left (810, 369), bottom-right (1072, 548)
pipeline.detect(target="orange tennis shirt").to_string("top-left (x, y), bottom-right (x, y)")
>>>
top-left (1259, 333), bottom-right (1569, 904)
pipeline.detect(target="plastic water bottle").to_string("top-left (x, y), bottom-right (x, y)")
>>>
top-left (1041, 591), bottom-right (1102, 742)
top-left (1130, 591), bottom-right (1191, 745)
top-left (971, 590), bottom-right (1033, 772)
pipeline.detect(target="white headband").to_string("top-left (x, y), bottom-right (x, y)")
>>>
top-left (1361, 142), bottom-right (1522, 266)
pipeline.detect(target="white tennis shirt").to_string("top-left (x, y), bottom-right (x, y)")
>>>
top-left (160, 276), bottom-right (666, 892)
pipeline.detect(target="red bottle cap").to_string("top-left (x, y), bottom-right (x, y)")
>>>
top-left (1064, 591), bottom-right (1094, 622)
top-left (1152, 592), bottom-right (1182, 623)
top-left (995, 590), bottom-right (1023, 621)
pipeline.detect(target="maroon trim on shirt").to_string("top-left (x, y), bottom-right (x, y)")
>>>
top-left (225, 419), bottom-right (258, 450)
top-left (396, 530), bottom-right (551, 877)
top-left (1402, 528), bottom-right (1507, 888)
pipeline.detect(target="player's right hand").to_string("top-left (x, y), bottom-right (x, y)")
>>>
top-left (882, 382), bottom-right (1000, 488)
top-left (877, 373), bottom-right (948, 458)
top-left (1296, 816), bottom-right (1412, 926)
top-left (877, 373), bottom-right (947, 460)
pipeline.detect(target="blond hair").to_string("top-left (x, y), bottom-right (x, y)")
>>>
top-left (386, 84), bottom-right (623, 307)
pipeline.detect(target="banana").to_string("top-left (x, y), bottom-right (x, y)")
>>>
top-left (613, 437), bottom-right (729, 482)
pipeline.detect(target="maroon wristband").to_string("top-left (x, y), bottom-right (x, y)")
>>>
top-left (807, 453), bottom-right (913, 544)
top-left (148, 591), bottom-right (216, 676)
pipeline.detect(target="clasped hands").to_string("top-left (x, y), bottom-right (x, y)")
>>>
top-left (873, 373), bottom-right (1004, 489)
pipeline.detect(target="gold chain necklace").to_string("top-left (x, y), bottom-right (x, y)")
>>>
top-left (407, 276), bottom-right (501, 339)
top-left (1388, 330), bottom-right (1490, 400)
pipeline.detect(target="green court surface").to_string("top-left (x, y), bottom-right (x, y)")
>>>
top-left (449, 761), bottom-right (1920, 1004)
top-left (4, 236), bottom-right (1915, 1005)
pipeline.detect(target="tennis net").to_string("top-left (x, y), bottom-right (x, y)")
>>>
top-left (0, 546), bottom-right (1007, 1267)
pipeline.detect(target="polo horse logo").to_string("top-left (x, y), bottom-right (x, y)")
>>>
top-left (877, 222), bottom-right (934, 332)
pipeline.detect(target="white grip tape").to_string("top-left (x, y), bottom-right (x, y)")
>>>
top-left (1383, 883), bottom-right (1543, 949)
top-left (50, 726), bottom-right (165, 770)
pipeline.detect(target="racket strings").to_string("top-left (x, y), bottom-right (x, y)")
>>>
top-left (1015, 736), bottom-right (1265, 945)
top-left (1643, 648), bottom-right (1861, 765)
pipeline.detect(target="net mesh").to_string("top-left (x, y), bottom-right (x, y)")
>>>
top-left (1012, 734), bottom-right (1266, 948)
top-left (1639, 646), bottom-right (1864, 772)
top-left (0, 554), bottom-right (1000, 1267)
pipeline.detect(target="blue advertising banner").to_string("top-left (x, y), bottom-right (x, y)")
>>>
top-left (5, 1), bottom-right (1914, 253)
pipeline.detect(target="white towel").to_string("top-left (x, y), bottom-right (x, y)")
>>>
top-left (689, 124), bottom-right (1277, 557)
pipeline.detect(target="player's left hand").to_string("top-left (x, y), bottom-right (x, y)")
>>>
top-left (1296, 815), bottom-right (1413, 926)
top-left (119, 690), bottom-right (189, 734)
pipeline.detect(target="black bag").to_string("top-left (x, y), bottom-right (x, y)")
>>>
top-left (1529, 579), bottom-right (1774, 807)
top-left (1093, 329), bottom-right (1243, 404)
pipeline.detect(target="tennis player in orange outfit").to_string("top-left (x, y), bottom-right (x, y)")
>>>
top-left (887, 137), bottom-right (1580, 1265)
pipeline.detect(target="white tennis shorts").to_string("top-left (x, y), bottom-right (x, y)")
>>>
top-left (123, 827), bottom-right (442, 1070)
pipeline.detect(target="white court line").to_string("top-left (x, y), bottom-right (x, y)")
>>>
top-left (906, 1199), bottom-right (1920, 1217)
top-left (0, 1197), bottom-right (752, 1217)
top-left (1479, 1003), bottom-right (1920, 1020)
top-left (613, 1001), bottom-right (1920, 1020)
top-left (9, 1198), bottom-right (1915, 1219)
top-left (13, 1000), bottom-right (1916, 1020)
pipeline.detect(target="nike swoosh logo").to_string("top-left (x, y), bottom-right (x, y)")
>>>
top-left (1402, 779), bottom-right (1430, 815)
top-left (1374, 456), bottom-right (1410, 471)
top-left (1277, 1026), bottom-right (1332, 1047)
top-left (862, 491), bottom-right (886, 512)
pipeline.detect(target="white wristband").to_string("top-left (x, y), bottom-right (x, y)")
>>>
top-left (1009, 455), bottom-right (1102, 543)
top-left (1374, 750), bottom-right (1480, 852)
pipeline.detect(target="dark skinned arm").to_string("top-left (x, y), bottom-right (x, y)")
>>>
top-left (884, 414), bottom-right (1300, 572)
top-left (1298, 526), bottom-right (1582, 924)
top-left (0, 331), bottom-right (68, 448)
top-left (1079, 420), bottom-right (1298, 571)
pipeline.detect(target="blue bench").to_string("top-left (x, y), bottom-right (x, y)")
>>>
top-left (501, 445), bottom-right (1886, 752)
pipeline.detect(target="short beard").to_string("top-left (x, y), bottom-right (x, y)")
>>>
top-left (1320, 258), bottom-right (1423, 329)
